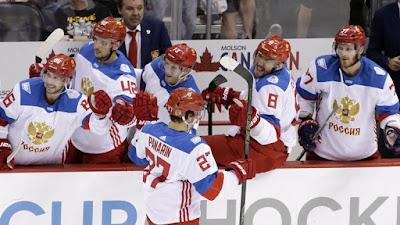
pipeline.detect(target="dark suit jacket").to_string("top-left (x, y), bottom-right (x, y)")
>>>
top-left (119, 17), bottom-right (172, 69)
top-left (367, 2), bottom-right (400, 96)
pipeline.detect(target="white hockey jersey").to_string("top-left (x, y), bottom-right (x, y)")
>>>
top-left (0, 78), bottom-right (110, 165)
top-left (71, 43), bottom-right (138, 153)
top-left (141, 57), bottom-right (200, 125)
top-left (128, 122), bottom-right (240, 224)
top-left (297, 55), bottom-right (400, 160)
top-left (242, 65), bottom-right (298, 149)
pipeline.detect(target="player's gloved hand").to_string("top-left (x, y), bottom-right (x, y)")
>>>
top-left (88, 90), bottom-right (112, 117)
top-left (228, 99), bottom-right (260, 131)
top-left (132, 91), bottom-right (158, 121)
top-left (298, 119), bottom-right (320, 152)
top-left (29, 63), bottom-right (45, 78)
top-left (384, 123), bottom-right (400, 154)
top-left (201, 86), bottom-right (240, 107)
top-left (0, 139), bottom-right (13, 170)
top-left (226, 158), bottom-right (256, 185)
top-left (111, 98), bottom-right (135, 126)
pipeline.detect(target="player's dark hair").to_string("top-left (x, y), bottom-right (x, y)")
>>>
top-left (117, 0), bottom-right (146, 9)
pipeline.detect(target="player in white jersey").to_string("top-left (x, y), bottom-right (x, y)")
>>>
top-left (130, 43), bottom-right (200, 128)
top-left (297, 25), bottom-right (400, 161)
top-left (0, 54), bottom-right (113, 169)
top-left (128, 87), bottom-right (255, 225)
top-left (201, 36), bottom-right (298, 173)
top-left (69, 17), bottom-right (139, 163)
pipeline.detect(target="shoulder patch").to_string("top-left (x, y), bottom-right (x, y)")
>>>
top-left (21, 82), bottom-right (31, 94)
top-left (66, 89), bottom-right (80, 99)
top-left (317, 58), bottom-right (327, 70)
top-left (190, 136), bottom-right (201, 144)
top-left (374, 67), bottom-right (386, 75)
top-left (120, 64), bottom-right (132, 73)
top-left (267, 75), bottom-right (279, 84)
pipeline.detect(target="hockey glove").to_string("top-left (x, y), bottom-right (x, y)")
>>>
top-left (226, 158), bottom-right (256, 185)
top-left (29, 63), bottom-right (45, 78)
top-left (132, 91), bottom-right (158, 121)
top-left (111, 98), bottom-right (135, 126)
top-left (298, 119), bottom-right (320, 152)
top-left (201, 86), bottom-right (240, 107)
top-left (228, 99), bottom-right (260, 131)
top-left (384, 124), bottom-right (400, 154)
top-left (88, 90), bottom-right (112, 116)
top-left (0, 139), bottom-right (13, 170)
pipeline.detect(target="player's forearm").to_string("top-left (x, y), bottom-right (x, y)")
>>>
top-left (87, 113), bottom-right (112, 135)
top-left (250, 118), bottom-right (278, 145)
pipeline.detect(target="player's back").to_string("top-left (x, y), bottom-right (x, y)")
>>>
top-left (137, 122), bottom-right (216, 224)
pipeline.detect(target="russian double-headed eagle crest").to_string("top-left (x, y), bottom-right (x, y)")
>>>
top-left (81, 77), bottom-right (94, 96)
top-left (333, 96), bottom-right (360, 124)
top-left (27, 122), bottom-right (55, 145)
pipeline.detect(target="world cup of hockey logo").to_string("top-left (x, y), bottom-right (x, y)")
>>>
top-left (81, 77), bottom-right (94, 96)
top-left (333, 96), bottom-right (360, 124)
top-left (27, 122), bottom-right (55, 145)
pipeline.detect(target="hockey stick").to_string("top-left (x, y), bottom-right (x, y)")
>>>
top-left (220, 56), bottom-right (253, 225)
top-left (296, 68), bottom-right (344, 161)
top-left (207, 74), bottom-right (228, 135)
top-left (35, 28), bottom-right (64, 63)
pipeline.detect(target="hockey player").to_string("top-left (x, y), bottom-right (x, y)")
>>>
top-left (68, 17), bottom-right (139, 163)
top-left (128, 87), bottom-right (256, 225)
top-left (118, 43), bottom-right (200, 133)
top-left (0, 54), bottom-right (113, 169)
top-left (200, 36), bottom-right (298, 173)
top-left (297, 25), bottom-right (400, 161)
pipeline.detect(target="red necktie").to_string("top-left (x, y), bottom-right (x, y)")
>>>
top-left (128, 31), bottom-right (137, 67)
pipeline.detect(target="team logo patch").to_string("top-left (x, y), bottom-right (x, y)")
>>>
top-left (374, 67), bottom-right (386, 75)
top-left (27, 121), bottom-right (55, 145)
top-left (120, 64), bottom-right (132, 73)
top-left (267, 75), bottom-right (279, 84)
top-left (81, 77), bottom-right (94, 96)
top-left (190, 136), bottom-right (201, 144)
top-left (21, 82), bottom-right (31, 94)
top-left (333, 96), bottom-right (360, 124)
top-left (317, 58), bottom-right (327, 70)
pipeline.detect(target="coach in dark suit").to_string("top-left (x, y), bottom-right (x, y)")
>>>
top-left (367, 0), bottom-right (400, 158)
top-left (118, 0), bottom-right (172, 69)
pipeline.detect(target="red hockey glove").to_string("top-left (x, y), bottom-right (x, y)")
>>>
top-left (0, 139), bottom-right (13, 170)
top-left (88, 90), bottom-right (112, 116)
top-left (384, 123), bottom-right (400, 155)
top-left (132, 91), bottom-right (158, 121)
top-left (111, 98), bottom-right (135, 126)
top-left (201, 86), bottom-right (240, 107)
top-left (298, 119), bottom-right (320, 152)
top-left (226, 158), bottom-right (256, 185)
top-left (29, 63), bottom-right (45, 78)
top-left (228, 99), bottom-right (260, 131)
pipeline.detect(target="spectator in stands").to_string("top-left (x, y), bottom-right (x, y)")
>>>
top-left (54, 0), bottom-right (111, 40)
top-left (221, 0), bottom-right (256, 39)
top-left (367, 0), bottom-right (400, 158)
top-left (297, 25), bottom-right (400, 161)
top-left (201, 36), bottom-right (297, 173)
top-left (145, 0), bottom-right (197, 40)
top-left (117, 0), bottom-right (172, 69)
top-left (2, 54), bottom-right (113, 170)
top-left (297, 0), bottom-right (349, 38)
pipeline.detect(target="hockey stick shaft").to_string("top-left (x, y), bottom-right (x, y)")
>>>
top-left (207, 74), bottom-right (228, 135)
top-left (36, 28), bottom-right (64, 63)
top-left (220, 56), bottom-right (253, 225)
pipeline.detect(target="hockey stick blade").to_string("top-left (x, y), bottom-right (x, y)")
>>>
top-left (208, 74), bottom-right (227, 92)
top-left (220, 56), bottom-right (253, 86)
top-left (36, 28), bottom-right (64, 63)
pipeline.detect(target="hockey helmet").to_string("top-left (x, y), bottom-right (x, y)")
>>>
top-left (335, 25), bottom-right (366, 45)
top-left (45, 54), bottom-right (76, 78)
top-left (165, 43), bottom-right (197, 68)
top-left (256, 36), bottom-right (291, 62)
top-left (93, 17), bottom-right (126, 43)
top-left (165, 87), bottom-right (204, 118)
